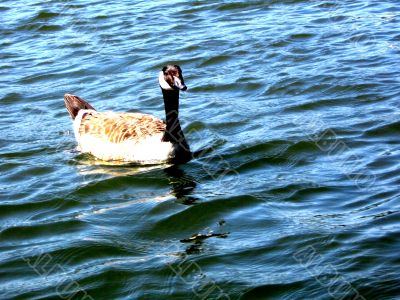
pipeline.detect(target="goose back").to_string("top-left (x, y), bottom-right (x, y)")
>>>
top-left (74, 110), bottom-right (174, 163)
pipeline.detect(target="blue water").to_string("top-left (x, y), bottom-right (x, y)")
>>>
top-left (1, 1), bottom-right (400, 299)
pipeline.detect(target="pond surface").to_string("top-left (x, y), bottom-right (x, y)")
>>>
top-left (1, 0), bottom-right (400, 299)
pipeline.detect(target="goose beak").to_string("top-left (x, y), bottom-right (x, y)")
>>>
top-left (173, 76), bottom-right (187, 91)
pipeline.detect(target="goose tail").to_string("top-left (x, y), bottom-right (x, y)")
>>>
top-left (64, 94), bottom-right (96, 120)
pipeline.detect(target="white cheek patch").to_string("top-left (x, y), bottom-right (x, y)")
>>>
top-left (159, 71), bottom-right (174, 90)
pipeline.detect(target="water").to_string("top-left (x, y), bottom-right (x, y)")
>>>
top-left (1, 0), bottom-right (400, 299)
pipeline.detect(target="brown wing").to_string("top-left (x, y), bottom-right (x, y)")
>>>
top-left (79, 111), bottom-right (166, 144)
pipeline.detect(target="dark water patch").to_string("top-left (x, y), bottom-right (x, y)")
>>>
top-left (313, 2), bottom-right (340, 9)
top-left (0, 63), bottom-right (13, 71)
top-left (234, 155), bottom-right (283, 173)
top-left (234, 78), bottom-right (264, 91)
top-left (353, 93), bottom-right (389, 104)
top-left (190, 82), bottom-right (237, 93)
top-left (264, 78), bottom-right (308, 96)
top-left (0, 197), bottom-right (78, 220)
top-left (178, 44), bottom-right (202, 53)
top-left (19, 69), bottom-right (86, 85)
top-left (2, 165), bottom-right (55, 185)
top-left (0, 52), bottom-right (19, 60)
top-left (199, 55), bottom-right (232, 67)
top-left (147, 195), bottom-right (261, 237)
top-left (195, 119), bottom-right (242, 132)
top-left (170, 23), bottom-right (199, 32)
top-left (267, 184), bottom-right (335, 203)
top-left (284, 139), bottom-right (325, 154)
top-left (356, 225), bottom-right (400, 257)
top-left (0, 147), bottom-right (46, 159)
top-left (326, 83), bottom-right (381, 96)
top-left (178, 4), bottom-right (214, 15)
top-left (232, 139), bottom-right (321, 173)
top-left (366, 161), bottom-right (400, 182)
top-left (61, 269), bottom-right (137, 299)
top-left (63, 41), bottom-right (93, 49)
top-left (0, 162), bottom-right (24, 173)
top-left (288, 32), bottom-right (315, 40)
top-left (362, 120), bottom-right (400, 138)
top-left (0, 93), bottom-right (24, 105)
top-left (215, 1), bottom-right (267, 12)
top-left (224, 140), bottom-right (290, 161)
top-left (42, 241), bottom-right (141, 267)
top-left (94, 14), bottom-right (108, 20)
top-left (269, 39), bottom-right (290, 48)
top-left (70, 172), bottom-right (169, 199)
top-left (32, 11), bottom-right (60, 20)
top-left (185, 121), bottom-right (209, 133)
top-left (361, 191), bottom-right (399, 210)
top-left (284, 96), bottom-right (351, 112)
top-left (17, 24), bottom-right (63, 32)
top-left (337, 57), bottom-right (385, 69)
top-left (353, 278), bottom-right (400, 300)
top-left (311, 15), bottom-right (349, 24)
top-left (345, 33), bottom-right (379, 45)
top-left (0, 219), bottom-right (86, 241)
top-left (241, 280), bottom-right (307, 299)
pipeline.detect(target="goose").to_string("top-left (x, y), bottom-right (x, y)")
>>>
top-left (64, 65), bottom-right (192, 164)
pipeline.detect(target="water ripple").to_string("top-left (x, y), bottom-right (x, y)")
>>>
top-left (1, 0), bottom-right (400, 299)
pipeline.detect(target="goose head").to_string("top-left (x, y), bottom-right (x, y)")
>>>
top-left (159, 65), bottom-right (187, 91)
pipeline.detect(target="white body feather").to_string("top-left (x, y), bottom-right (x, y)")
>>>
top-left (73, 110), bottom-right (174, 164)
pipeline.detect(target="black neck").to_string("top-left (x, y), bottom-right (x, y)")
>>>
top-left (161, 89), bottom-right (190, 152)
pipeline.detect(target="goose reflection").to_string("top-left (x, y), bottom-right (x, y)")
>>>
top-left (72, 153), bottom-right (229, 253)
top-left (164, 165), bottom-right (199, 205)
top-left (73, 155), bottom-right (199, 205)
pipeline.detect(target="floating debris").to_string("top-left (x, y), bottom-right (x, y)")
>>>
top-left (180, 232), bottom-right (229, 243)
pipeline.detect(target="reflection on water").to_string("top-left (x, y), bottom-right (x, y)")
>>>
top-left (74, 155), bottom-right (200, 204)
top-left (164, 166), bottom-right (199, 205)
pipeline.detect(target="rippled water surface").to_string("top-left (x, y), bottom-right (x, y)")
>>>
top-left (1, 0), bottom-right (400, 299)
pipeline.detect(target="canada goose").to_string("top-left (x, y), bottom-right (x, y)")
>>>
top-left (64, 65), bottom-right (191, 164)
